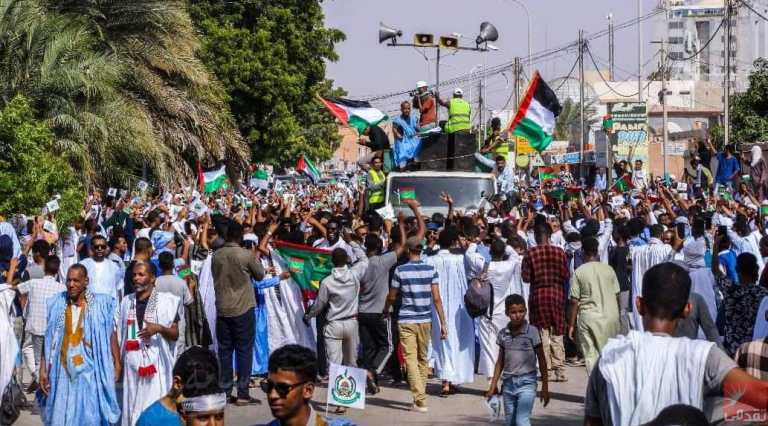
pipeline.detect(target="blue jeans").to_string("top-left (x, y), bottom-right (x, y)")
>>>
top-left (502, 372), bottom-right (537, 426)
top-left (216, 308), bottom-right (256, 399)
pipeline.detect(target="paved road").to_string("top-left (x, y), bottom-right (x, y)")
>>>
top-left (15, 366), bottom-right (586, 425)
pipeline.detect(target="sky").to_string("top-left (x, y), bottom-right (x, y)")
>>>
top-left (321, 0), bottom-right (661, 115)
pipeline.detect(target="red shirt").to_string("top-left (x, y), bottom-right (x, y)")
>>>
top-left (412, 94), bottom-right (436, 128)
top-left (521, 244), bottom-right (570, 333)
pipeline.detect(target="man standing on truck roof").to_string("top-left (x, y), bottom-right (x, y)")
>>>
top-left (366, 155), bottom-right (387, 212)
top-left (437, 88), bottom-right (471, 134)
top-left (412, 81), bottom-right (438, 134)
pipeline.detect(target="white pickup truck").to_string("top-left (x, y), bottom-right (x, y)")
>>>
top-left (385, 171), bottom-right (497, 217)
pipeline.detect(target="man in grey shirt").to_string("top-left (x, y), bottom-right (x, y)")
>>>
top-left (584, 262), bottom-right (764, 425)
top-left (156, 252), bottom-right (193, 356)
top-left (211, 220), bottom-right (264, 405)
top-left (357, 200), bottom-right (422, 393)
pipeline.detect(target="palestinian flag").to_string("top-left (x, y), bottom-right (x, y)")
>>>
top-left (273, 241), bottom-right (333, 305)
top-left (538, 167), bottom-right (556, 183)
top-left (318, 97), bottom-right (388, 134)
top-left (251, 168), bottom-right (269, 190)
top-left (296, 155), bottom-right (321, 184)
top-left (202, 165), bottom-right (227, 193)
top-left (614, 174), bottom-right (634, 193)
top-left (508, 71), bottom-right (562, 152)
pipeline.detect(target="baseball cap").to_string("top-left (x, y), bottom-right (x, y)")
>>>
top-left (453, 87), bottom-right (463, 96)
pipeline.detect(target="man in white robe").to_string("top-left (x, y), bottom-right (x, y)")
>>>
top-left (630, 225), bottom-right (673, 331)
top-left (0, 283), bottom-right (18, 402)
top-left (265, 249), bottom-right (316, 352)
top-left (585, 262), bottom-right (764, 425)
top-left (197, 252), bottom-right (217, 353)
top-left (477, 240), bottom-right (517, 377)
top-left (118, 262), bottom-right (180, 426)
top-left (426, 230), bottom-right (475, 393)
top-left (79, 234), bottom-right (122, 302)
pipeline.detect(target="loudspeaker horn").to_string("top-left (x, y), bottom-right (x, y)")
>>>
top-left (379, 22), bottom-right (402, 44)
top-left (476, 22), bottom-right (498, 45)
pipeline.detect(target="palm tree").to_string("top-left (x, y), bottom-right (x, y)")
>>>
top-left (48, 0), bottom-right (249, 182)
top-left (0, 0), bottom-right (247, 186)
top-left (554, 98), bottom-right (598, 142)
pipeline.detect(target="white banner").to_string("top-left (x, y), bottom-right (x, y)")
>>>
top-left (327, 363), bottom-right (366, 410)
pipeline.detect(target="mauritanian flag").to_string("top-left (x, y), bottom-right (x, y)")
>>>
top-left (273, 241), bottom-right (333, 305)
top-left (202, 165), bottom-right (227, 193)
top-left (538, 167), bottom-right (556, 183)
top-left (318, 97), bottom-right (388, 134)
top-left (508, 71), bottom-right (562, 152)
top-left (296, 155), bottom-right (321, 184)
top-left (398, 186), bottom-right (416, 201)
top-left (251, 168), bottom-right (269, 190)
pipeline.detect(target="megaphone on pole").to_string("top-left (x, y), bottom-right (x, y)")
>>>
top-left (476, 22), bottom-right (498, 45)
top-left (379, 22), bottom-right (402, 45)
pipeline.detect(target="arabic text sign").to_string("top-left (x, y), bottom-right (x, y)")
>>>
top-left (723, 381), bottom-right (767, 423)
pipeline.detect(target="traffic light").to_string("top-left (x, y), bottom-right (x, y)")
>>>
top-left (439, 36), bottom-right (459, 50)
top-left (413, 33), bottom-right (435, 47)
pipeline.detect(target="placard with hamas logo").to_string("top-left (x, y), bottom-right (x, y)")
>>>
top-left (327, 363), bottom-right (366, 410)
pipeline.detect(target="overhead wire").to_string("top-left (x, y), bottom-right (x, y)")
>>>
top-left (667, 17), bottom-right (725, 62)
top-left (585, 42), bottom-right (642, 98)
top-left (741, 0), bottom-right (768, 22)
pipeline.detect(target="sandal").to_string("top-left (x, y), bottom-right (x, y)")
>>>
top-left (439, 388), bottom-right (450, 398)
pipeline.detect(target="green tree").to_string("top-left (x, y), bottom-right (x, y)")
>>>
top-left (0, 0), bottom-right (248, 187)
top-left (554, 98), bottom-right (597, 141)
top-left (189, 0), bottom-right (346, 165)
top-left (0, 96), bottom-right (83, 226)
top-left (731, 58), bottom-right (768, 145)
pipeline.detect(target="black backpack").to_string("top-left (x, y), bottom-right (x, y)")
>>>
top-left (1, 372), bottom-right (25, 425)
top-left (464, 263), bottom-right (493, 319)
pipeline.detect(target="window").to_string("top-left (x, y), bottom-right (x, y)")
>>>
top-left (669, 51), bottom-right (684, 60)
top-left (668, 36), bottom-right (684, 44)
top-left (669, 21), bottom-right (684, 29)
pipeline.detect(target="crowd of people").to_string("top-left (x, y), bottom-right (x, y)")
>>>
top-left (2, 132), bottom-right (768, 426)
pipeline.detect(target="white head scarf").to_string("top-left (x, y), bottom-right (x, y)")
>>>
top-left (752, 145), bottom-right (763, 167)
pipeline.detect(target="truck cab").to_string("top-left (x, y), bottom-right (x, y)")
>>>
top-left (385, 171), bottom-right (497, 217)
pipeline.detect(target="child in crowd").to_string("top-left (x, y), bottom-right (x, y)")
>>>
top-left (486, 294), bottom-right (550, 426)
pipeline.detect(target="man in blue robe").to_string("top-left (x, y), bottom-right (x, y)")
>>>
top-left (392, 101), bottom-right (421, 170)
top-left (38, 264), bottom-right (121, 426)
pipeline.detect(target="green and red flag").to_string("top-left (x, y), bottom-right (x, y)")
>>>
top-left (399, 186), bottom-right (416, 201)
top-left (614, 174), bottom-right (634, 193)
top-left (538, 167), bottom-right (556, 183)
top-left (273, 240), bottom-right (333, 304)
top-left (545, 188), bottom-right (565, 201)
top-left (507, 71), bottom-right (562, 152)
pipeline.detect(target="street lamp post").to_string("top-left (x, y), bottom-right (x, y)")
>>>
top-left (503, 0), bottom-right (532, 78)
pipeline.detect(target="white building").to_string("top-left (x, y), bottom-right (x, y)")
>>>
top-left (656, 0), bottom-right (768, 92)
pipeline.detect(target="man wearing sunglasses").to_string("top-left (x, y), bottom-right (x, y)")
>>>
top-left (79, 234), bottom-right (123, 302)
top-left (260, 345), bottom-right (353, 426)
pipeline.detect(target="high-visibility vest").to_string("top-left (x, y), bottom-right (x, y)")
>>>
top-left (445, 98), bottom-right (471, 133)
top-left (368, 169), bottom-right (386, 204)
top-left (490, 135), bottom-right (510, 160)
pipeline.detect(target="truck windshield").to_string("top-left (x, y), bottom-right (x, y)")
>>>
top-left (387, 175), bottom-right (495, 211)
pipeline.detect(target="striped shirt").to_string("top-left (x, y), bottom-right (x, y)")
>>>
top-left (392, 260), bottom-right (438, 324)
